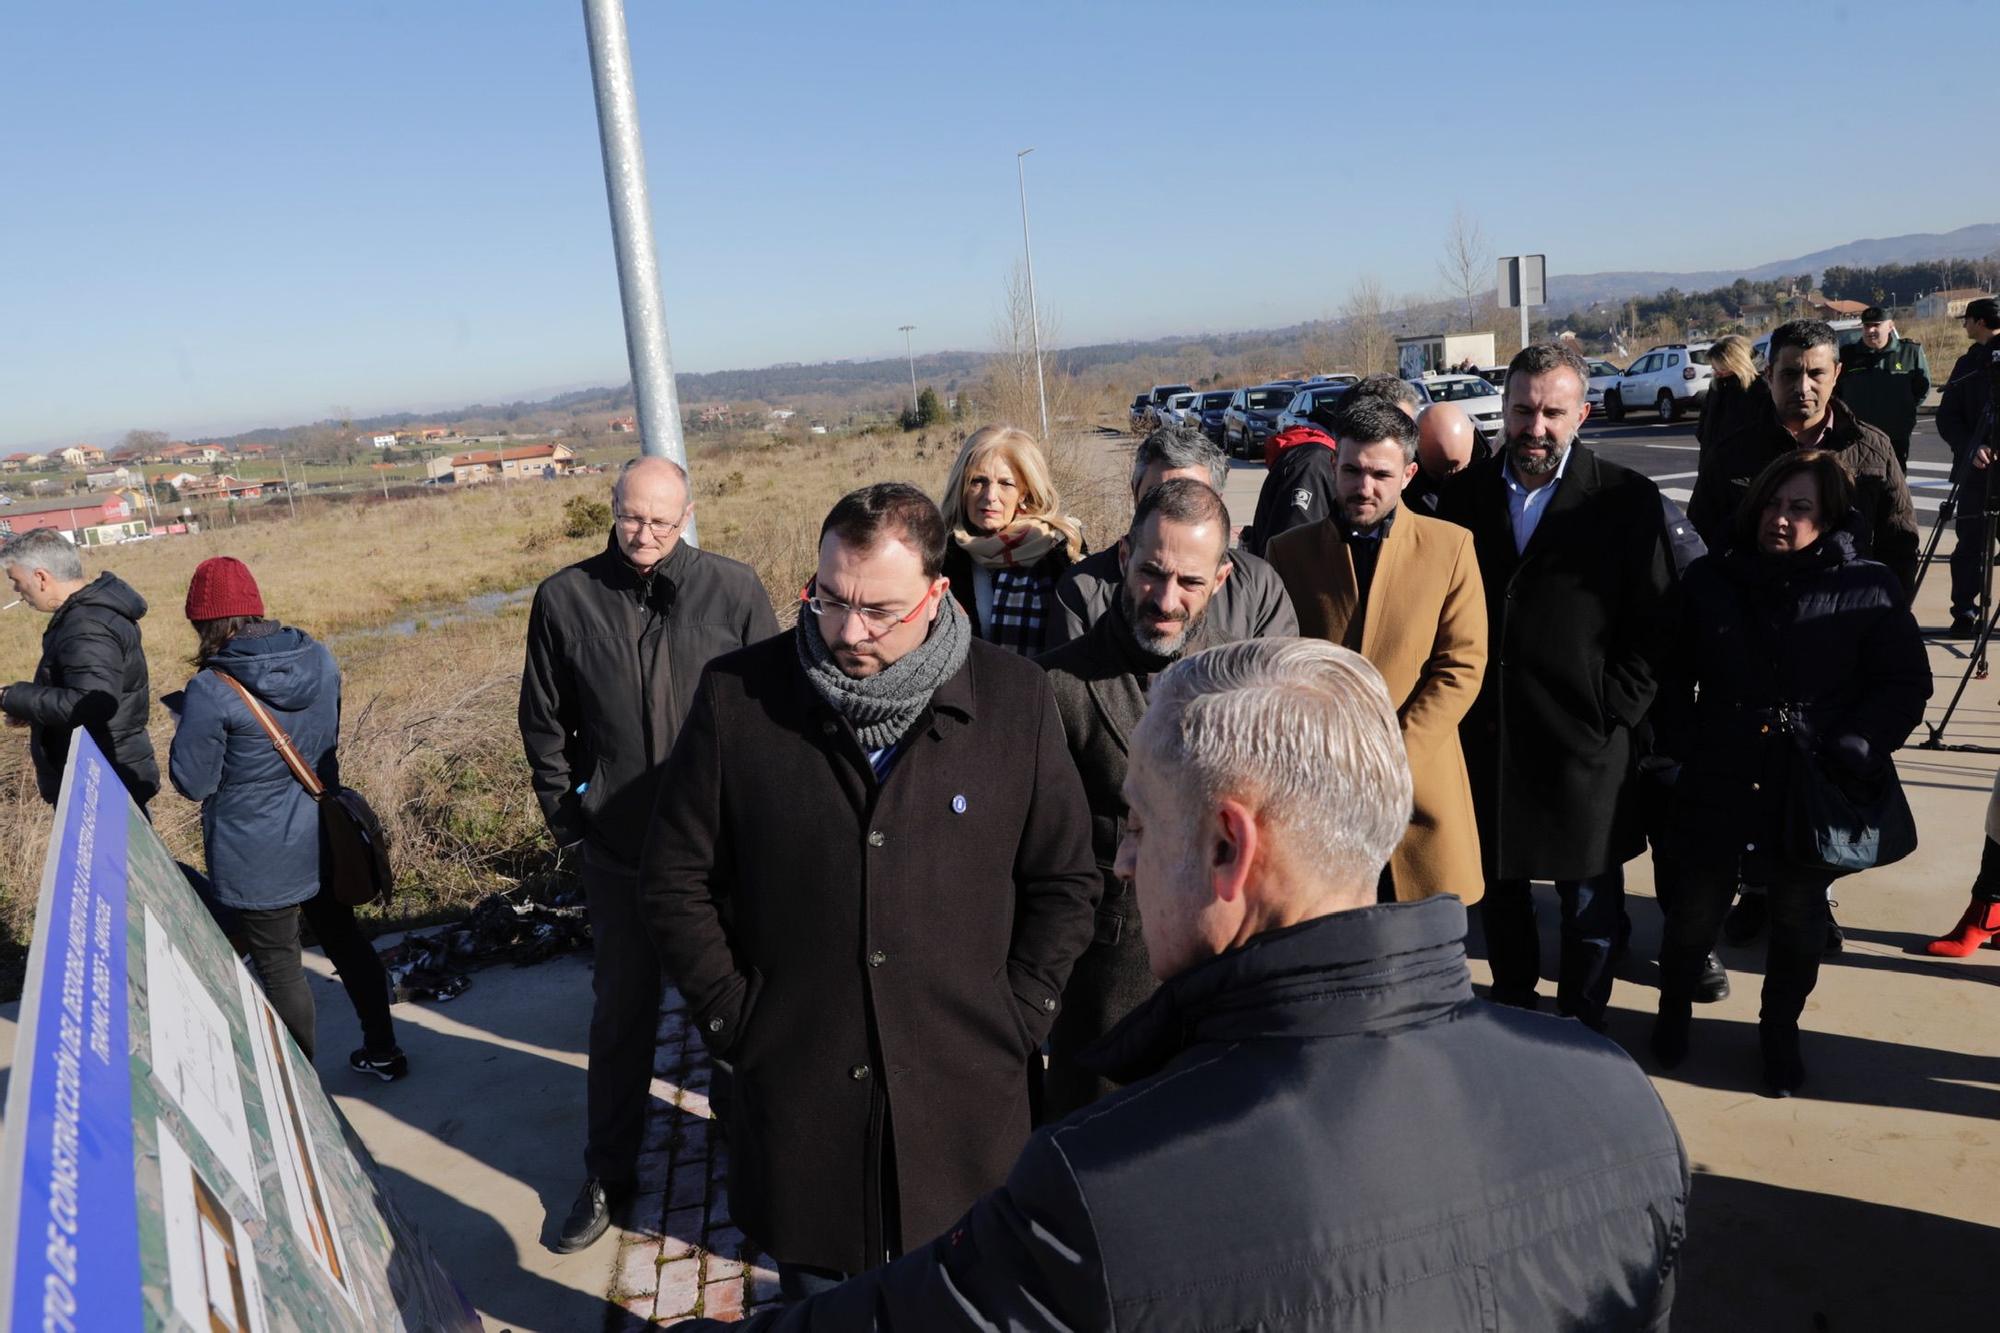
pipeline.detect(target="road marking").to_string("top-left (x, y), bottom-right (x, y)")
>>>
top-left (1908, 460), bottom-right (1951, 473)
top-left (1646, 443), bottom-right (1701, 451)
top-left (1662, 488), bottom-right (1691, 502)
top-left (1653, 471), bottom-right (1700, 482)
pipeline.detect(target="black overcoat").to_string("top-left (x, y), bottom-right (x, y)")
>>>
top-left (1435, 445), bottom-right (1673, 881)
top-left (638, 629), bottom-right (1098, 1274)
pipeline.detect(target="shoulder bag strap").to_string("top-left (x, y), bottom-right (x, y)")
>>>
top-left (210, 670), bottom-right (325, 800)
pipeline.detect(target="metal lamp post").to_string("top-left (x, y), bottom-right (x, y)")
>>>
top-left (1015, 148), bottom-right (1050, 440)
top-left (899, 324), bottom-right (918, 416)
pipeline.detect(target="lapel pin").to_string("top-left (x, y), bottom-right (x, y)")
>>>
top-left (951, 794), bottom-right (967, 814)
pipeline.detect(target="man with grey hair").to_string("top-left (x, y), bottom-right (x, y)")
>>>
top-left (0, 529), bottom-right (158, 808)
top-left (519, 454), bottom-right (778, 1252)
top-left (1049, 423), bottom-right (1296, 646)
top-left (1436, 344), bottom-right (1673, 1030)
top-left (672, 638), bottom-right (1688, 1332)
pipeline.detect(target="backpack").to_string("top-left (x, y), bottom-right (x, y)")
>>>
top-left (212, 671), bottom-right (394, 907)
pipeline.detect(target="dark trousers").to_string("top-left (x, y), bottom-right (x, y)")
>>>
top-left (236, 886), bottom-right (398, 1064)
top-left (1481, 867), bottom-right (1625, 1027)
top-left (1658, 859), bottom-right (1831, 1026)
top-left (1950, 473), bottom-right (1995, 619)
top-left (582, 844), bottom-right (665, 1185)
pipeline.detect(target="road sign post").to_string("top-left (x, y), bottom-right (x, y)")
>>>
top-left (1499, 254), bottom-right (1547, 353)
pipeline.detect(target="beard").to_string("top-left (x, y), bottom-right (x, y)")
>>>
top-left (1505, 424), bottom-right (1574, 477)
top-left (1120, 583), bottom-right (1206, 659)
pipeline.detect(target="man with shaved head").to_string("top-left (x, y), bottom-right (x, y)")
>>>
top-left (520, 454), bottom-right (778, 1251)
top-left (1407, 402), bottom-right (1490, 514)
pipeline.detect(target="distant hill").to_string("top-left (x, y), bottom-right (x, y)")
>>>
top-left (1548, 222), bottom-right (2000, 311)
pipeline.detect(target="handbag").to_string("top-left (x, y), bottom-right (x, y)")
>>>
top-left (1782, 734), bottom-right (1917, 876)
top-left (212, 671), bottom-right (394, 907)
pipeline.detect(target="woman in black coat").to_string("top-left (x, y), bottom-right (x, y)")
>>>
top-left (938, 425), bottom-right (1083, 655)
top-left (1650, 451), bottom-right (1929, 1095)
top-left (1695, 333), bottom-right (1772, 463)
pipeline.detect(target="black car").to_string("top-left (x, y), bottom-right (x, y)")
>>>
top-left (1192, 390), bottom-right (1235, 445)
top-left (1222, 381), bottom-right (1303, 459)
top-left (1128, 393), bottom-right (1152, 433)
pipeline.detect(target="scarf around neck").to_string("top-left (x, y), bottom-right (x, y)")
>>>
top-left (953, 517), bottom-right (1071, 571)
top-left (796, 596), bottom-right (972, 751)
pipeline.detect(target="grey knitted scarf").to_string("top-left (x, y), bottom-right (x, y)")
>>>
top-left (796, 598), bottom-right (972, 751)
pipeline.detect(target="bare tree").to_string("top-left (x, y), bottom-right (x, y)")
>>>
top-left (980, 261), bottom-right (1083, 436)
top-left (1334, 277), bottom-right (1397, 376)
top-left (1437, 207), bottom-right (1492, 333)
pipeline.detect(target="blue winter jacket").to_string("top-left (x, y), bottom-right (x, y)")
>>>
top-left (169, 624), bottom-right (341, 910)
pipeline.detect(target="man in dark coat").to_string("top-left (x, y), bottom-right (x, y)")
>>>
top-left (1436, 344), bottom-right (1673, 1029)
top-left (0, 529), bottom-right (158, 807)
top-left (1037, 479), bottom-right (1242, 1116)
top-left (518, 457), bottom-right (778, 1252)
top-left (1049, 424), bottom-right (1295, 646)
top-left (1405, 400), bottom-right (1491, 515)
top-left (641, 483), bottom-right (1097, 1295)
top-left (1687, 319), bottom-right (1919, 598)
top-left (670, 640), bottom-right (1687, 1332)
top-left (1938, 297), bottom-right (2000, 636)
top-left (1243, 422), bottom-right (1337, 557)
top-left (1837, 307), bottom-right (1930, 467)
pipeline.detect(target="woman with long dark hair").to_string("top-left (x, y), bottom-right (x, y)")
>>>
top-left (168, 557), bottom-right (405, 1079)
top-left (1649, 451), bottom-right (1928, 1095)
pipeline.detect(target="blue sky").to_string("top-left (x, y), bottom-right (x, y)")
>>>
top-left (3, 0), bottom-right (1995, 448)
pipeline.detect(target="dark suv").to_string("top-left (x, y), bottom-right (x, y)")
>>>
top-left (1223, 381), bottom-right (1303, 459)
top-left (1191, 390), bottom-right (1235, 444)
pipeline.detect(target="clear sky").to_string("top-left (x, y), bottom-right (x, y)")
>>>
top-left (3, 0), bottom-right (1995, 448)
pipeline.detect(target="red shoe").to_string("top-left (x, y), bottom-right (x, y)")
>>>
top-left (1925, 900), bottom-right (2000, 958)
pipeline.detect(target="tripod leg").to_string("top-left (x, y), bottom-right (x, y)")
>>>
top-left (1914, 483), bottom-right (1958, 598)
top-left (1982, 502), bottom-right (1997, 681)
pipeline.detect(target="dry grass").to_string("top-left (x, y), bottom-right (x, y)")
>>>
top-left (0, 424), bottom-right (1127, 978)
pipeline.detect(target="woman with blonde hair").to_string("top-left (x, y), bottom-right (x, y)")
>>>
top-left (1696, 333), bottom-right (1772, 458)
top-left (939, 425), bottom-right (1084, 654)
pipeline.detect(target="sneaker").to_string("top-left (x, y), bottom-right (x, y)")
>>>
top-left (1693, 953), bottom-right (1731, 1003)
top-left (1722, 892), bottom-right (1767, 945)
top-left (349, 1047), bottom-right (410, 1082)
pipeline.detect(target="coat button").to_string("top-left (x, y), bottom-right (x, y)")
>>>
top-left (850, 1064), bottom-right (871, 1080)
top-left (1042, 997), bottom-right (1057, 1012)
top-left (1750, 781), bottom-right (1761, 791)
top-left (867, 830), bottom-right (885, 847)
top-left (821, 719), bottom-right (838, 736)
top-left (707, 1017), bottom-right (724, 1033)
top-left (1745, 842), bottom-right (1757, 852)
top-left (1759, 724), bottom-right (1770, 734)
top-left (868, 950), bottom-right (887, 967)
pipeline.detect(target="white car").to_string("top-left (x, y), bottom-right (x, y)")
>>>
top-left (1276, 382), bottom-right (1358, 436)
top-left (1406, 374), bottom-right (1504, 440)
top-left (1603, 344), bottom-right (1712, 422)
top-left (1751, 319), bottom-right (1864, 367)
top-left (1154, 391), bottom-right (1201, 428)
top-left (1585, 359), bottom-right (1623, 409)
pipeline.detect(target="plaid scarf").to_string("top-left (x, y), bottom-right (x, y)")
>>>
top-left (986, 565), bottom-right (1055, 655)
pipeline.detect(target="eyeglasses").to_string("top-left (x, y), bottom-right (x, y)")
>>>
top-left (614, 511), bottom-right (686, 539)
top-left (798, 577), bottom-right (937, 632)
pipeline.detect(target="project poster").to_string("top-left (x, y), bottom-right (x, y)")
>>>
top-left (0, 730), bottom-right (478, 1331)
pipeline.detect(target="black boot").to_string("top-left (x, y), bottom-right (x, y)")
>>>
top-left (1760, 1021), bottom-right (1805, 1098)
top-left (1650, 999), bottom-right (1692, 1070)
top-left (554, 1178), bottom-right (619, 1253)
top-left (1692, 952), bottom-right (1730, 1003)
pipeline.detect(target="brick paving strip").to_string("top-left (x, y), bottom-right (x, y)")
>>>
top-left (606, 990), bottom-right (784, 1329)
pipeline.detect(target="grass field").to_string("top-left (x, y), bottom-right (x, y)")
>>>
top-left (0, 421), bottom-right (1127, 989)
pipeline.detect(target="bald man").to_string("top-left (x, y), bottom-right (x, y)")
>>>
top-left (1408, 402), bottom-right (1491, 514)
top-left (521, 456), bottom-right (779, 1251)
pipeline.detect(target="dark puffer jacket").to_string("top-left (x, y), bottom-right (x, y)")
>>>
top-left (682, 897), bottom-right (1688, 1333)
top-left (1244, 431), bottom-right (1337, 557)
top-left (1653, 529), bottom-right (1930, 879)
top-left (169, 624), bottom-right (340, 911)
top-left (3, 572), bottom-right (159, 806)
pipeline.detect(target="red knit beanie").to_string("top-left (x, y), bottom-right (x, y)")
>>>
top-left (185, 557), bottom-right (265, 622)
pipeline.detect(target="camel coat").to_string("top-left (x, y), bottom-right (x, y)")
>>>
top-left (1267, 508), bottom-right (1487, 903)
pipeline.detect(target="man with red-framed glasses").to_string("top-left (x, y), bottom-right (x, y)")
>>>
top-left (519, 456), bottom-right (778, 1253)
top-left (640, 481), bottom-right (1097, 1301)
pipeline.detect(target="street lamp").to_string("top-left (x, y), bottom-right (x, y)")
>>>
top-left (899, 324), bottom-right (918, 416)
top-left (1015, 148), bottom-right (1050, 440)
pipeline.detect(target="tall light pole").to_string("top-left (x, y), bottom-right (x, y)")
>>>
top-left (581, 0), bottom-right (697, 545)
top-left (899, 324), bottom-right (918, 416)
top-left (1015, 148), bottom-right (1050, 440)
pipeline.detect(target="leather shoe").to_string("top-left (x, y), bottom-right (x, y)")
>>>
top-left (554, 1178), bottom-right (620, 1253)
top-left (1760, 1022), bottom-right (1806, 1098)
top-left (1948, 613), bottom-right (1981, 640)
top-left (1693, 953), bottom-right (1730, 1003)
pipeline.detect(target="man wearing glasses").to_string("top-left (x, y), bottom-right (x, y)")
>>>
top-left (640, 482), bottom-right (1097, 1300)
top-left (519, 455), bottom-right (778, 1253)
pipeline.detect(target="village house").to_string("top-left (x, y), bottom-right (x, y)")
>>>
top-left (608, 417), bottom-right (636, 434)
top-left (85, 467), bottom-right (141, 490)
top-left (1916, 288), bottom-right (1995, 321)
top-left (362, 432), bottom-right (397, 450)
top-left (59, 444), bottom-right (108, 470)
top-left (178, 474), bottom-right (269, 502)
top-left (0, 493), bottom-right (149, 546)
top-left (425, 442), bottom-right (577, 485)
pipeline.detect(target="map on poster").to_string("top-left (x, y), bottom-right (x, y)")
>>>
top-left (0, 730), bottom-right (478, 1332)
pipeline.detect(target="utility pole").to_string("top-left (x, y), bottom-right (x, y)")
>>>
top-left (581, 0), bottom-right (698, 545)
top-left (899, 325), bottom-right (918, 415)
top-left (1015, 148), bottom-right (1050, 440)
top-left (278, 450), bottom-right (298, 521)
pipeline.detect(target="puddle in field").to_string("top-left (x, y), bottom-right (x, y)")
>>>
top-left (333, 585), bottom-right (535, 644)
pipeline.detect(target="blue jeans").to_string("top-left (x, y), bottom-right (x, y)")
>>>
top-left (1480, 868), bottom-right (1626, 1028)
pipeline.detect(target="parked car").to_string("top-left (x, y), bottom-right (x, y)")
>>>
top-left (1192, 389), bottom-right (1235, 444)
top-left (1223, 381), bottom-right (1304, 459)
top-left (1147, 383), bottom-right (1194, 407)
top-left (1584, 359), bottom-right (1623, 409)
top-left (1302, 373), bottom-right (1359, 388)
top-left (1276, 382), bottom-right (1356, 436)
top-left (1751, 318), bottom-right (1864, 367)
top-left (1603, 343), bottom-right (1712, 422)
top-left (1406, 374), bottom-right (1505, 440)
top-left (1475, 365), bottom-right (1509, 387)
top-left (1157, 391), bottom-right (1201, 428)
top-left (1128, 393), bottom-right (1152, 433)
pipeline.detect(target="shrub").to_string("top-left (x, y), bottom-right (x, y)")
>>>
top-left (562, 494), bottom-right (611, 539)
